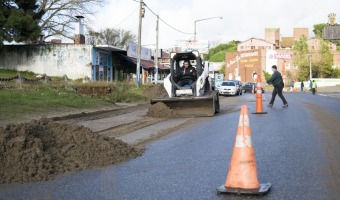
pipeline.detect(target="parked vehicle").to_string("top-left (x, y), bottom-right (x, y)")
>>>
top-left (219, 81), bottom-right (238, 96)
top-left (229, 80), bottom-right (242, 95)
top-left (242, 82), bottom-right (264, 93)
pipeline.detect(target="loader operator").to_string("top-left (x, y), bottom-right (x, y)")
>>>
top-left (177, 60), bottom-right (197, 87)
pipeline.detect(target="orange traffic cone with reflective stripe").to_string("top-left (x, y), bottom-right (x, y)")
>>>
top-left (217, 105), bottom-right (271, 195)
top-left (252, 75), bottom-right (267, 114)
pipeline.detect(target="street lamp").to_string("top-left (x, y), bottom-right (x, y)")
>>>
top-left (194, 16), bottom-right (223, 40)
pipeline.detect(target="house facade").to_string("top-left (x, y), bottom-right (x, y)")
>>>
top-left (237, 38), bottom-right (275, 52)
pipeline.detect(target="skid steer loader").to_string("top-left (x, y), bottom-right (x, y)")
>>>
top-left (150, 50), bottom-right (220, 117)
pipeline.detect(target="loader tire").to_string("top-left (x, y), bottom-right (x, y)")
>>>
top-left (215, 92), bottom-right (220, 113)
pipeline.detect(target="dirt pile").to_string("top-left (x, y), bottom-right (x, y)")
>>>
top-left (0, 118), bottom-right (142, 184)
top-left (146, 102), bottom-right (178, 118)
top-left (144, 84), bottom-right (168, 99)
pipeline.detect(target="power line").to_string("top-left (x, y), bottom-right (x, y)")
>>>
top-left (132, 0), bottom-right (193, 35)
top-left (114, 5), bottom-right (139, 28)
top-left (144, 4), bottom-right (192, 35)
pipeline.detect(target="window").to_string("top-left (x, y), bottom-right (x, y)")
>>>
top-left (222, 82), bottom-right (235, 86)
top-left (240, 46), bottom-right (244, 49)
top-left (251, 46), bottom-right (255, 49)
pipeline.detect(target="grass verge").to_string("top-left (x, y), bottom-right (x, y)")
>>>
top-left (0, 69), bottom-right (155, 122)
top-left (0, 84), bottom-right (114, 121)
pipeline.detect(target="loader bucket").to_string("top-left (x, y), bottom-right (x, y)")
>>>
top-left (150, 91), bottom-right (219, 117)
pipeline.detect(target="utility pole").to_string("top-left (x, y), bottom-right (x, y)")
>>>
top-left (309, 57), bottom-right (312, 80)
top-left (309, 53), bottom-right (312, 80)
top-left (136, 0), bottom-right (144, 87)
top-left (155, 15), bottom-right (159, 84)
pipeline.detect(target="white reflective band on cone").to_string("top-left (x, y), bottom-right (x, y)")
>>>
top-left (238, 114), bottom-right (243, 126)
top-left (257, 89), bottom-right (262, 94)
top-left (238, 114), bottom-right (250, 126)
top-left (244, 115), bottom-right (249, 126)
top-left (257, 83), bottom-right (261, 87)
top-left (235, 135), bottom-right (253, 148)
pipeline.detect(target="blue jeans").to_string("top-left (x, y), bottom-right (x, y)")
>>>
top-left (177, 79), bottom-right (193, 87)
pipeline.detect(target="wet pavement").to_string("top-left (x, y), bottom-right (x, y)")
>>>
top-left (0, 92), bottom-right (339, 200)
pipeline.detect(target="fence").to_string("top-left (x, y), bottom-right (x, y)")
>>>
top-left (0, 73), bottom-right (55, 89)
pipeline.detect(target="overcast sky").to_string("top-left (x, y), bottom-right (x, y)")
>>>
top-left (84, 0), bottom-right (339, 49)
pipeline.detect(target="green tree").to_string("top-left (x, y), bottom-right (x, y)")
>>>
top-left (205, 40), bottom-right (240, 62)
top-left (263, 70), bottom-right (271, 82)
top-left (314, 40), bottom-right (334, 78)
top-left (0, 1), bottom-right (41, 47)
top-left (219, 63), bottom-right (225, 74)
top-left (313, 23), bottom-right (327, 38)
top-left (292, 36), bottom-right (310, 80)
top-left (313, 23), bottom-right (340, 49)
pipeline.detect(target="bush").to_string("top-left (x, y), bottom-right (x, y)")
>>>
top-left (107, 82), bottom-right (147, 103)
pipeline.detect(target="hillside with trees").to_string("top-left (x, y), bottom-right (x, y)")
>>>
top-left (205, 40), bottom-right (240, 62)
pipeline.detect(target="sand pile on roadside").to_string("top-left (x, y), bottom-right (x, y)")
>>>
top-left (144, 84), bottom-right (168, 99)
top-left (146, 102), bottom-right (178, 118)
top-left (0, 118), bottom-right (142, 184)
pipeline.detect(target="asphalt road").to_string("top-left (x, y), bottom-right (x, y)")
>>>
top-left (0, 91), bottom-right (339, 200)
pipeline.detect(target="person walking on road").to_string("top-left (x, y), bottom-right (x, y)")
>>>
top-left (290, 81), bottom-right (294, 92)
top-left (267, 65), bottom-right (288, 108)
top-left (300, 81), bottom-right (304, 92)
top-left (309, 80), bottom-right (313, 91)
top-left (312, 80), bottom-right (317, 95)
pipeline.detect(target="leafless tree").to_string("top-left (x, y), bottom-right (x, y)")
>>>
top-left (88, 28), bottom-right (136, 48)
top-left (36, 0), bottom-right (103, 39)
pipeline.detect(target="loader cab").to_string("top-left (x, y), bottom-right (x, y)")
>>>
top-left (169, 51), bottom-right (203, 96)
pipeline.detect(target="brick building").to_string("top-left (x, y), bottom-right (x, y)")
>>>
top-left (265, 28), bottom-right (280, 47)
top-left (294, 28), bottom-right (309, 40)
top-left (225, 27), bottom-right (340, 84)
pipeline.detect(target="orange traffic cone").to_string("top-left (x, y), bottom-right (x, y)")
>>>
top-left (252, 75), bottom-right (267, 114)
top-left (217, 105), bottom-right (271, 195)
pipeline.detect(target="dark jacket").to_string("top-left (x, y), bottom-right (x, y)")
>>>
top-left (267, 71), bottom-right (283, 86)
top-left (179, 66), bottom-right (197, 80)
top-left (301, 82), bottom-right (304, 87)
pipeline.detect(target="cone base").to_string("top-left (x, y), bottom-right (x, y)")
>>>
top-left (216, 183), bottom-right (272, 195)
top-left (252, 111), bottom-right (267, 114)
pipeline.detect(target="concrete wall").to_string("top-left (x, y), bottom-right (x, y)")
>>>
top-left (0, 44), bottom-right (92, 79)
top-left (311, 78), bottom-right (340, 87)
top-left (293, 79), bottom-right (340, 88)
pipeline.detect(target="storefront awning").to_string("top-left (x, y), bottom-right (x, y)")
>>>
top-left (94, 45), bottom-right (126, 52)
top-left (113, 52), bottom-right (169, 71)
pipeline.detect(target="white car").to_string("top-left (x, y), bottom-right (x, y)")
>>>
top-left (219, 81), bottom-right (238, 96)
